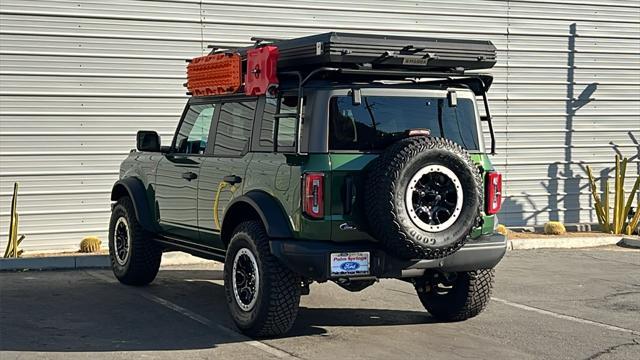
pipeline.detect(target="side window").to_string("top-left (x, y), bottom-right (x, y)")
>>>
top-left (260, 95), bottom-right (300, 149)
top-left (441, 100), bottom-right (479, 150)
top-left (214, 101), bottom-right (256, 157)
top-left (174, 104), bottom-right (215, 154)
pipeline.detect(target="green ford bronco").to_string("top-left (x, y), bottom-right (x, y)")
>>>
top-left (109, 33), bottom-right (506, 337)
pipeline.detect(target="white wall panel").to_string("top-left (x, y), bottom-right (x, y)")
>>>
top-left (0, 0), bottom-right (638, 251)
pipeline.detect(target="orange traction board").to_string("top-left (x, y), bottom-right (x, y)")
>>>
top-left (186, 53), bottom-right (242, 96)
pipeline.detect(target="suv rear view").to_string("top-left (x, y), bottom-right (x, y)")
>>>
top-left (108, 32), bottom-right (506, 338)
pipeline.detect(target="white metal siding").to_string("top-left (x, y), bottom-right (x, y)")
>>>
top-left (0, 0), bottom-right (638, 251)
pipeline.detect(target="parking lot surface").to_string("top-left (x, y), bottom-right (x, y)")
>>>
top-left (1, 247), bottom-right (639, 360)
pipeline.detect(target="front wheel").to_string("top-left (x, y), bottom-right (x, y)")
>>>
top-left (108, 197), bottom-right (162, 286)
top-left (224, 221), bottom-right (301, 338)
top-left (415, 269), bottom-right (494, 321)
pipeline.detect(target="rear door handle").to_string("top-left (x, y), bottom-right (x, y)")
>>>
top-left (182, 171), bottom-right (198, 181)
top-left (223, 175), bottom-right (242, 185)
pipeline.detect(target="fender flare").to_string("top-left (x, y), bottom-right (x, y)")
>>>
top-left (222, 191), bottom-right (294, 241)
top-left (110, 177), bottom-right (157, 232)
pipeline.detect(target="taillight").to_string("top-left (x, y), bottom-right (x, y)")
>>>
top-left (303, 173), bottom-right (324, 219)
top-left (485, 171), bottom-right (502, 215)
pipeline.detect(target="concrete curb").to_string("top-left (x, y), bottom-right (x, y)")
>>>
top-left (0, 251), bottom-right (215, 271)
top-left (508, 236), bottom-right (624, 250)
top-left (3, 237), bottom-right (636, 270)
top-left (508, 223), bottom-right (600, 234)
top-left (0, 255), bottom-right (110, 271)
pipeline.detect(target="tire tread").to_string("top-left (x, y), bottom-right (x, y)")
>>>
top-left (109, 197), bottom-right (162, 286)
top-left (417, 269), bottom-right (494, 321)
top-left (365, 137), bottom-right (483, 260)
top-left (226, 221), bottom-right (301, 338)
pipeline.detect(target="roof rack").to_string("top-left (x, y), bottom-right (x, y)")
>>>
top-left (250, 36), bottom-right (284, 45)
top-left (190, 32), bottom-right (498, 154)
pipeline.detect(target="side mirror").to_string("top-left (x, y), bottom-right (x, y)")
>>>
top-left (136, 130), bottom-right (160, 152)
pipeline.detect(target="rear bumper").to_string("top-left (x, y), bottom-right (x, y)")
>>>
top-left (270, 233), bottom-right (507, 281)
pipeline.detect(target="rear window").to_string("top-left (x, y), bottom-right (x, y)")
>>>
top-left (329, 95), bottom-right (480, 151)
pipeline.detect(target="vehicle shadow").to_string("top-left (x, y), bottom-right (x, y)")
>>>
top-left (292, 307), bottom-right (435, 334)
top-left (0, 268), bottom-right (435, 353)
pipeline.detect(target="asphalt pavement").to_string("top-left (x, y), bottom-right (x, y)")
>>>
top-left (1, 247), bottom-right (638, 360)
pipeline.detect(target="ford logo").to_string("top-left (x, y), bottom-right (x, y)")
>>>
top-left (340, 262), bottom-right (360, 271)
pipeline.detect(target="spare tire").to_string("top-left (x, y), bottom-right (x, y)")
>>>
top-left (365, 137), bottom-right (482, 260)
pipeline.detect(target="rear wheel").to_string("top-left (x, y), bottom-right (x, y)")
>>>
top-left (224, 221), bottom-right (301, 338)
top-left (415, 269), bottom-right (494, 321)
top-left (108, 197), bottom-right (162, 286)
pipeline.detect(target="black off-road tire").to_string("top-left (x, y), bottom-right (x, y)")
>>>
top-left (417, 269), bottom-right (494, 321)
top-left (108, 197), bottom-right (162, 286)
top-left (365, 137), bottom-right (483, 260)
top-left (224, 221), bottom-right (301, 338)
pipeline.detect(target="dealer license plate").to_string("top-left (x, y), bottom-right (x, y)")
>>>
top-left (330, 252), bottom-right (370, 277)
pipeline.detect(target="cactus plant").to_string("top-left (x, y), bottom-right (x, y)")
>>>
top-left (3, 183), bottom-right (23, 258)
top-left (495, 224), bottom-right (508, 235)
top-left (586, 154), bottom-right (640, 235)
top-left (79, 236), bottom-right (102, 253)
top-left (544, 221), bottom-right (567, 235)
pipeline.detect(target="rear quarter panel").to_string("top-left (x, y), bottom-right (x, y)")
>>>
top-left (243, 153), bottom-right (337, 240)
top-left (328, 153), bottom-right (378, 242)
top-left (470, 153), bottom-right (498, 237)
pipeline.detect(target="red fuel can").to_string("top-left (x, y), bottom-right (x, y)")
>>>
top-left (245, 46), bottom-right (279, 96)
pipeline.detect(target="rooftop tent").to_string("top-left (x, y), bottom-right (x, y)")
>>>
top-left (263, 32), bottom-right (497, 72)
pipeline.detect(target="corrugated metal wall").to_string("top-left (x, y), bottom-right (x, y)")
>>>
top-left (1, 0), bottom-right (639, 251)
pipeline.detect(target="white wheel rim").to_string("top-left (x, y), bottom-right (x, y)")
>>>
top-left (114, 217), bottom-right (131, 265)
top-left (232, 248), bottom-right (260, 312)
top-left (405, 165), bottom-right (464, 232)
